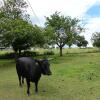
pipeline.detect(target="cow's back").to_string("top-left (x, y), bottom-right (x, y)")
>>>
top-left (16, 57), bottom-right (35, 78)
top-left (16, 57), bottom-right (41, 82)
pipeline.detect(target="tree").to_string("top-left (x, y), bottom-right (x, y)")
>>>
top-left (76, 35), bottom-right (88, 48)
top-left (82, 40), bottom-right (88, 48)
top-left (0, 0), bottom-right (28, 20)
top-left (66, 33), bottom-right (77, 48)
top-left (0, 0), bottom-right (28, 49)
top-left (32, 25), bottom-right (45, 47)
top-left (0, 0), bottom-right (45, 55)
top-left (0, 18), bottom-right (45, 54)
top-left (91, 32), bottom-right (100, 48)
top-left (0, 18), bottom-right (34, 53)
top-left (43, 26), bottom-right (55, 48)
top-left (0, 0), bottom-right (30, 54)
top-left (45, 12), bottom-right (82, 56)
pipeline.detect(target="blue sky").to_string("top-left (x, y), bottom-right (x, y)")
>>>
top-left (82, 1), bottom-right (100, 46)
top-left (86, 4), bottom-right (100, 17)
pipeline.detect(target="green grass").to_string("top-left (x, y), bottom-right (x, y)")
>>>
top-left (1, 49), bottom-right (100, 100)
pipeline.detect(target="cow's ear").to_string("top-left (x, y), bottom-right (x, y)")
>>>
top-left (35, 59), bottom-right (42, 65)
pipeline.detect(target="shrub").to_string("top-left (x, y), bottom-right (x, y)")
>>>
top-left (44, 51), bottom-right (55, 55)
top-left (0, 51), bottom-right (39, 59)
top-left (0, 52), bottom-right (15, 59)
top-left (20, 51), bottom-right (39, 57)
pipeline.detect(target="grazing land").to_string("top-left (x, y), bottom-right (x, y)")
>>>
top-left (0, 48), bottom-right (100, 100)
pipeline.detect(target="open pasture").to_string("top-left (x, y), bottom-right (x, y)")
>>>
top-left (0, 48), bottom-right (100, 100)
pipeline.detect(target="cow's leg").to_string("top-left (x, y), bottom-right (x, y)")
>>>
top-left (18, 75), bottom-right (22, 87)
top-left (26, 79), bottom-right (30, 96)
top-left (22, 77), bottom-right (24, 84)
top-left (35, 81), bottom-right (38, 93)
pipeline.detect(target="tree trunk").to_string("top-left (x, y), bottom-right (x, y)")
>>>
top-left (68, 45), bottom-right (71, 49)
top-left (59, 46), bottom-right (63, 56)
top-left (14, 51), bottom-right (18, 61)
top-left (19, 50), bottom-right (21, 57)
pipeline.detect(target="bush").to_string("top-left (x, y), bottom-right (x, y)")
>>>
top-left (0, 51), bottom-right (39, 59)
top-left (20, 51), bottom-right (39, 57)
top-left (0, 52), bottom-right (15, 59)
top-left (44, 51), bottom-right (55, 55)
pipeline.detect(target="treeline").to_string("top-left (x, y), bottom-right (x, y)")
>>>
top-left (1, 0), bottom-right (99, 57)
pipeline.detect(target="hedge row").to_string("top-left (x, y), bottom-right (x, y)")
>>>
top-left (0, 50), bottom-right (55, 59)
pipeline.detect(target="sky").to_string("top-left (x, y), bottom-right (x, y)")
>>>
top-left (0, 0), bottom-right (100, 47)
top-left (24, 0), bottom-right (100, 47)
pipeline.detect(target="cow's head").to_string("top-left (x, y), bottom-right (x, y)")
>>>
top-left (36, 59), bottom-right (52, 75)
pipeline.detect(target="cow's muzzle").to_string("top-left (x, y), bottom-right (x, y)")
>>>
top-left (47, 72), bottom-right (52, 75)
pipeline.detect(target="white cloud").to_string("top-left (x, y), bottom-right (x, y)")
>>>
top-left (94, 0), bottom-right (100, 5)
top-left (25, 0), bottom-right (96, 26)
top-left (0, 0), bottom-right (4, 7)
top-left (81, 17), bottom-right (100, 47)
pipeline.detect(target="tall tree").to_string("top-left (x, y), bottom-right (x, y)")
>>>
top-left (0, 0), bottom-right (45, 55)
top-left (0, 0), bottom-right (29, 53)
top-left (0, 18), bottom-right (33, 53)
top-left (45, 12), bottom-right (82, 56)
top-left (0, 19), bottom-right (45, 55)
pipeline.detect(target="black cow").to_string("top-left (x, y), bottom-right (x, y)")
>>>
top-left (16, 57), bottom-right (52, 95)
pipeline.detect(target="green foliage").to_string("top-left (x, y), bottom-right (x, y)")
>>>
top-left (0, 18), bottom-right (36, 52)
top-left (0, 0), bottom-right (45, 54)
top-left (45, 12), bottom-right (68, 47)
top-left (66, 33), bottom-right (76, 48)
top-left (32, 25), bottom-right (45, 47)
top-left (0, 52), bottom-right (15, 59)
top-left (76, 35), bottom-right (88, 48)
top-left (20, 51), bottom-right (39, 57)
top-left (44, 26), bottom-right (55, 46)
top-left (45, 12), bottom-right (67, 30)
top-left (45, 11), bottom-right (83, 56)
top-left (44, 50), bottom-right (55, 55)
top-left (82, 40), bottom-right (88, 47)
top-left (0, 51), bottom-right (39, 59)
top-left (0, 0), bottom-right (31, 53)
top-left (0, 0), bottom-right (28, 20)
top-left (91, 32), bottom-right (100, 48)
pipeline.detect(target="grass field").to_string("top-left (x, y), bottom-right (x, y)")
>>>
top-left (0, 48), bottom-right (100, 100)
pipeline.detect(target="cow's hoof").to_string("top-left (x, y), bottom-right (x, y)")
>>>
top-left (19, 85), bottom-right (22, 88)
top-left (27, 92), bottom-right (30, 96)
top-left (35, 92), bottom-right (38, 95)
top-left (27, 93), bottom-right (30, 96)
